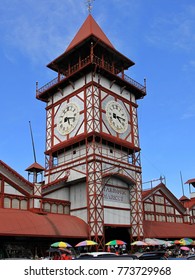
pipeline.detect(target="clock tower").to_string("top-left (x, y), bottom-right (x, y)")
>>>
top-left (36, 14), bottom-right (146, 248)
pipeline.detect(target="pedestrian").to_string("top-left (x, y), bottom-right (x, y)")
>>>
top-left (160, 251), bottom-right (169, 260)
top-left (60, 252), bottom-right (72, 260)
top-left (53, 252), bottom-right (60, 260)
top-left (107, 246), bottom-right (111, 252)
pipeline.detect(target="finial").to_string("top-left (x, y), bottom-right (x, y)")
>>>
top-left (86, 0), bottom-right (95, 14)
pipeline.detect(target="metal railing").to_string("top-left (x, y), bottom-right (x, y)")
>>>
top-left (36, 54), bottom-right (146, 97)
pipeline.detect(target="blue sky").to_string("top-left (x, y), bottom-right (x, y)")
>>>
top-left (0, 0), bottom-right (195, 199)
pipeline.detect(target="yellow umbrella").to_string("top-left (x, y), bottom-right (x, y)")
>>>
top-left (50, 241), bottom-right (72, 248)
top-left (179, 238), bottom-right (193, 245)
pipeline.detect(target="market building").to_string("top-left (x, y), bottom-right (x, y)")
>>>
top-left (143, 182), bottom-right (195, 239)
top-left (0, 14), bottom-right (195, 258)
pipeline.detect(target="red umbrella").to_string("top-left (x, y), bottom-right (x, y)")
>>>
top-left (172, 240), bottom-right (182, 245)
top-left (105, 240), bottom-right (126, 246)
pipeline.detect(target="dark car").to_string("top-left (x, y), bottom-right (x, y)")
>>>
top-left (137, 251), bottom-right (167, 260)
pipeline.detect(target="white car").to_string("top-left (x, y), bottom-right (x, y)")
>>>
top-left (76, 252), bottom-right (137, 260)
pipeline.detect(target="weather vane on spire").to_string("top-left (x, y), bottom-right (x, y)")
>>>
top-left (86, 0), bottom-right (95, 14)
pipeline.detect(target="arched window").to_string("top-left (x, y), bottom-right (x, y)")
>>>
top-left (64, 205), bottom-right (70, 214)
top-left (12, 198), bottom-right (19, 209)
top-left (58, 204), bottom-right (64, 214)
top-left (51, 204), bottom-right (57, 213)
top-left (21, 200), bottom-right (28, 210)
top-left (4, 197), bottom-right (11, 208)
top-left (43, 202), bottom-right (50, 212)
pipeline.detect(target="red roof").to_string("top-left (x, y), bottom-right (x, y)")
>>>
top-left (0, 209), bottom-right (88, 238)
top-left (181, 197), bottom-right (195, 209)
top-left (65, 14), bottom-right (114, 53)
top-left (179, 195), bottom-right (190, 202)
top-left (144, 220), bottom-right (195, 239)
top-left (25, 162), bottom-right (45, 172)
top-left (185, 178), bottom-right (195, 187)
top-left (185, 178), bottom-right (195, 184)
top-left (142, 184), bottom-right (164, 199)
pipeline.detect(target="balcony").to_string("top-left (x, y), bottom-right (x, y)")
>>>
top-left (36, 54), bottom-right (146, 99)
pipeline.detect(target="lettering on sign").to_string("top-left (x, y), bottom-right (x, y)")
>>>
top-left (103, 186), bottom-right (129, 204)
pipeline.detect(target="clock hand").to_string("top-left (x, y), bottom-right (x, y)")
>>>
top-left (113, 113), bottom-right (117, 119)
top-left (64, 117), bottom-right (75, 124)
top-left (67, 117), bottom-right (76, 120)
top-left (113, 113), bottom-right (125, 123)
top-left (117, 116), bottom-right (125, 122)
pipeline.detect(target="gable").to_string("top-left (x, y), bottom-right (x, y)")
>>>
top-left (143, 184), bottom-right (186, 215)
top-left (0, 160), bottom-right (33, 196)
top-left (4, 182), bottom-right (25, 197)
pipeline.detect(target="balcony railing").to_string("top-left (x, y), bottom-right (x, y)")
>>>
top-left (36, 54), bottom-right (146, 97)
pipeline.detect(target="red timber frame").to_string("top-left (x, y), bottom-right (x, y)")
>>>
top-left (130, 171), bottom-right (144, 241)
top-left (85, 84), bottom-right (104, 249)
top-left (84, 82), bottom-right (144, 248)
top-left (36, 36), bottom-right (146, 248)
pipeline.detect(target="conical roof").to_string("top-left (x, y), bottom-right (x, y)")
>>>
top-left (47, 14), bottom-right (135, 74)
top-left (25, 162), bottom-right (45, 172)
top-left (65, 14), bottom-right (114, 53)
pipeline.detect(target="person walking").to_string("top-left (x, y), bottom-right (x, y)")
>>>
top-left (60, 251), bottom-right (72, 260)
top-left (53, 252), bottom-right (60, 260)
top-left (160, 251), bottom-right (169, 260)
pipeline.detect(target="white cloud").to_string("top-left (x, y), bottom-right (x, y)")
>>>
top-left (0, 0), bottom-right (85, 64)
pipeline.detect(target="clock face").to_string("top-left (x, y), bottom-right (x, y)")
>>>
top-left (105, 101), bottom-right (128, 133)
top-left (57, 102), bottom-right (80, 135)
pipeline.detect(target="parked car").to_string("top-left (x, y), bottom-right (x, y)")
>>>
top-left (137, 251), bottom-right (167, 260)
top-left (186, 255), bottom-right (195, 260)
top-left (76, 252), bottom-right (137, 260)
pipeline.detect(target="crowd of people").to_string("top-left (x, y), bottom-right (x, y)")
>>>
top-left (52, 250), bottom-right (72, 260)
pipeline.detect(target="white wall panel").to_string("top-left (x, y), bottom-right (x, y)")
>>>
top-left (4, 184), bottom-right (25, 196)
top-left (45, 188), bottom-right (69, 201)
top-left (70, 182), bottom-right (86, 209)
top-left (104, 208), bottom-right (130, 225)
top-left (70, 209), bottom-right (87, 223)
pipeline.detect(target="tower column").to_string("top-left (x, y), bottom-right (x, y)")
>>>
top-left (86, 157), bottom-right (104, 248)
top-left (130, 172), bottom-right (144, 241)
top-left (85, 83), bottom-right (104, 249)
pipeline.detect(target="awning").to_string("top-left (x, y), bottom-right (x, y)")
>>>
top-left (144, 220), bottom-right (195, 239)
top-left (0, 209), bottom-right (88, 238)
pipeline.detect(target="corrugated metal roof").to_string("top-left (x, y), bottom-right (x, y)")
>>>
top-left (144, 220), bottom-right (195, 239)
top-left (0, 209), bottom-right (88, 238)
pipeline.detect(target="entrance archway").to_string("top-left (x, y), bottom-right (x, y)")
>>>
top-left (104, 226), bottom-right (130, 245)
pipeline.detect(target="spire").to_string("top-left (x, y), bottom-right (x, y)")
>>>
top-left (65, 14), bottom-right (114, 53)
